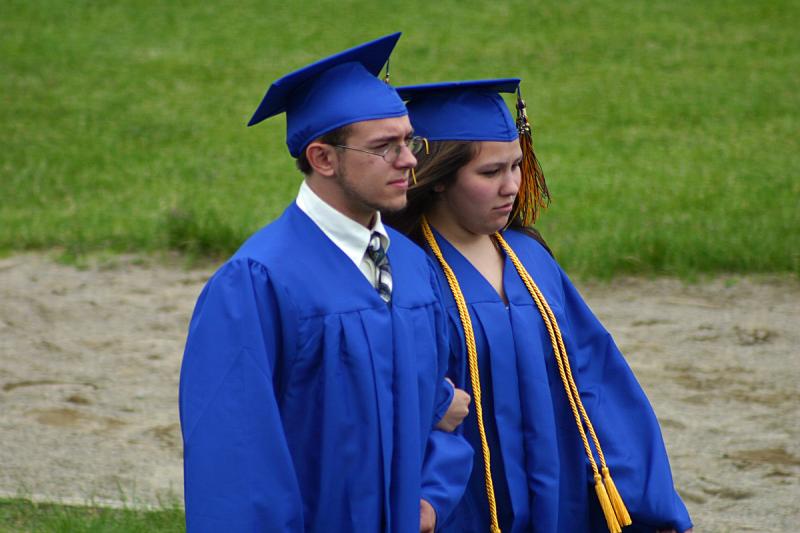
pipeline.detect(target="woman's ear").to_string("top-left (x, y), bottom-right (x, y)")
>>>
top-left (432, 182), bottom-right (446, 193)
top-left (305, 142), bottom-right (338, 177)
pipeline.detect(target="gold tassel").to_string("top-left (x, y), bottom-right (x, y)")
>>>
top-left (594, 474), bottom-right (622, 533)
top-left (602, 467), bottom-right (632, 526)
top-left (410, 138), bottom-right (428, 185)
top-left (512, 87), bottom-right (550, 227)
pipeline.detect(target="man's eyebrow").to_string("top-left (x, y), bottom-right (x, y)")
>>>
top-left (366, 133), bottom-right (408, 144)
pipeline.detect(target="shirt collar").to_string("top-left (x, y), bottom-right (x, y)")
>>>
top-left (296, 180), bottom-right (390, 266)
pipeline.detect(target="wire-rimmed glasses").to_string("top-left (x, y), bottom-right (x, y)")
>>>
top-left (334, 136), bottom-right (428, 164)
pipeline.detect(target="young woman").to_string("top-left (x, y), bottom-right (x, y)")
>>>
top-left (385, 79), bottom-right (693, 533)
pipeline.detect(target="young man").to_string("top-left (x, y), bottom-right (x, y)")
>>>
top-left (179, 33), bottom-right (471, 532)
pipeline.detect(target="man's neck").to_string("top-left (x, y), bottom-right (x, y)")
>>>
top-left (305, 176), bottom-right (375, 228)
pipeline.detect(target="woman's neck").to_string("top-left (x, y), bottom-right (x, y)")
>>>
top-left (426, 208), bottom-right (507, 303)
top-left (425, 204), bottom-right (491, 249)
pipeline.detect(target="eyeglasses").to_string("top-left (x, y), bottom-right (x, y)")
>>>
top-left (334, 136), bottom-right (428, 164)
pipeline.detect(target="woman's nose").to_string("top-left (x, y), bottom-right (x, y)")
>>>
top-left (500, 169), bottom-right (521, 196)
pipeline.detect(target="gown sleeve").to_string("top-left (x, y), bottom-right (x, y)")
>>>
top-left (433, 377), bottom-right (455, 424)
top-left (179, 259), bottom-right (304, 532)
top-left (420, 258), bottom-right (474, 530)
top-left (557, 265), bottom-right (693, 533)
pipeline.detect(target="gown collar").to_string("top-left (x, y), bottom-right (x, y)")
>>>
top-left (428, 225), bottom-right (507, 304)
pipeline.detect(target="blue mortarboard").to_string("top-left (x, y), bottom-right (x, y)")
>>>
top-left (396, 79), bottom-right (521, 142)
top-left (248, 33), bottom-right (408, 157)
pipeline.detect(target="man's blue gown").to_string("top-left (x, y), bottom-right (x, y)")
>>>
top-left (431, 228), bottom-right (692, 533)
top-left (179, 204), bottom-right (472, 532)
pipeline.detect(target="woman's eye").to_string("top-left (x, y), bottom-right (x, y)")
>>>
top-left (480, 168), bottom-right (500, 176)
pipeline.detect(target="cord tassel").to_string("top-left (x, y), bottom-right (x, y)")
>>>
top-left (594, 474), bottom-right (622, 533)
top-left (602, 467), bottom-right (632, 526)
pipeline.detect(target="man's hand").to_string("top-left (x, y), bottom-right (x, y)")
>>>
top-left (435, 378), bottom-right (470, 432)
top-left (420, 499), bottom-right (436, 533)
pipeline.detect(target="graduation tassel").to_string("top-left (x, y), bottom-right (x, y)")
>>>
top-left (594, 474), bottom-right (622, 533)
top-left (603, 467), bottom-right (632, 526)
top-left (511, 87), bottom-right (550, 227)
top-left (410, 138), bottom-right (429, 185)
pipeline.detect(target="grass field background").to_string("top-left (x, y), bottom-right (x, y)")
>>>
top-left (2, 0), bottom-right (798, 279)
top-left (0, 498), bottom-right (183, 533)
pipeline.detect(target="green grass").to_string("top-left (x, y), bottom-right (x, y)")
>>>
top-left (2, 0), bottom-right (798, 277)
top-left (0, 498), bottom-right (183, 533)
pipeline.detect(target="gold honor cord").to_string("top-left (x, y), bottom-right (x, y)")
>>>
top-left (420, 218), bottom-right (502, 533)
top-left (494, 233), bottom-right (632, 533)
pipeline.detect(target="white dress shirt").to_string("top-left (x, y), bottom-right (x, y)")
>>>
top-left (295, 180), bottom-right (390, 287)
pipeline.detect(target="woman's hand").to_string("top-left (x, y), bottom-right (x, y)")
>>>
top-left (435, 378), bottom-right (471, 432)
top-left (420, 499), bottom-right (436, 533)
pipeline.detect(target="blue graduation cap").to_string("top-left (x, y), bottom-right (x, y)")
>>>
top-left (396, 79), bottom-right (521, 142)
top-left (248, 33), bottom-right (407, 157)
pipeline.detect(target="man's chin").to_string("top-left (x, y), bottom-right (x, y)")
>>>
top-left (379, 196), bottom-right (408, 214)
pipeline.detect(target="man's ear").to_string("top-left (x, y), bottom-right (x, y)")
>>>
top-left (306, 142), bottom-right (338, 177)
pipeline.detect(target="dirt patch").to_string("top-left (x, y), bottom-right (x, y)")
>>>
top-left (0, 254), bottom-right (798, 530)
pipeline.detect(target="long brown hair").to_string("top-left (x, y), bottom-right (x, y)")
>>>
top-left (384, 141), bottom-right (475, 240)
top-left (384, 140), bottom-right (552, 255)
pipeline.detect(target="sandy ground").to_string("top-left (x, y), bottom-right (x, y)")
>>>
top-left (0, 253), bottom-right (798, 531)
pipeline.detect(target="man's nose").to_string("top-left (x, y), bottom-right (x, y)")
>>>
top-left (395, 144), bottom-right (417, 168)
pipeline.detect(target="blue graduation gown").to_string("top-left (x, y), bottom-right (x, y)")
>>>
top-left (431, 229), bottom-right (692, 533)
top-left (179, 203), bottom-right (472, 532)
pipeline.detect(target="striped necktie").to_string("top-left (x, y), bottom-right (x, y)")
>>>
top-left (367, 232), bottom-right (392, 303)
